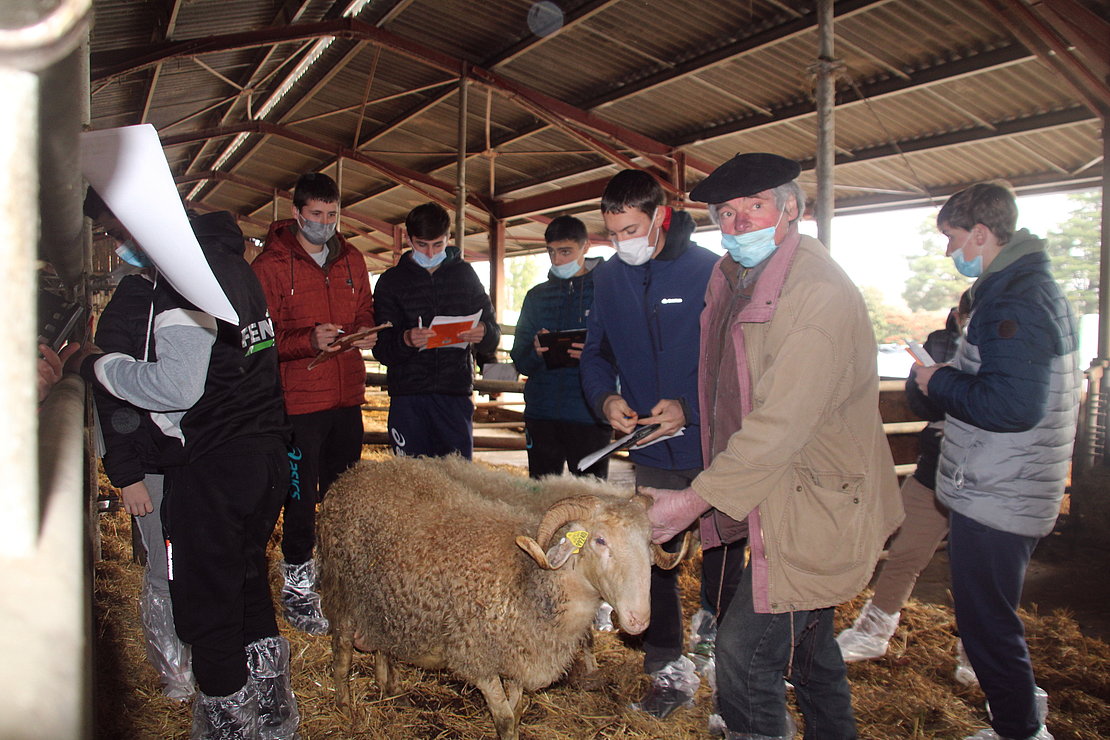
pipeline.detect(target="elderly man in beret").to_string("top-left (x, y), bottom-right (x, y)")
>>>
top-left (642, 153), bottom-right (903, 738)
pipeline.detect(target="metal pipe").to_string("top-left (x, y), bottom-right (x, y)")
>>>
top-left (814, 0), bottom-right (836, 248)
top-left (456, 71), bottom-right (468, 257)
top-left (0, 1), bottom-right (92, 734)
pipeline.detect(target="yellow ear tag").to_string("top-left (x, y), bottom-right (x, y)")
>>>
top-left (565, 530), bottom-right (589, 554)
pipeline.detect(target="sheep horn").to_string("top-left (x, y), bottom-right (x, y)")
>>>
top-left (535, 495), bottom-right (601, 548)
top-left (652, 530), bottom-right (693, 570)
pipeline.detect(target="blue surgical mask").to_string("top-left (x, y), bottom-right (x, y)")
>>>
top-left (951, 231), bottom-right (982, 277)
top-left (951, 247), bottom-right (982, 278)
top-left (550, 260), bottom-right (581, 280)
top-left (115, 239), bottom-right (151, 268)
top-left (413, 248), bottom-right (447, 269)
top-left (721, 210), bottom-right (784, 267)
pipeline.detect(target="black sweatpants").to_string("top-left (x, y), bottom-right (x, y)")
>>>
top-left (524, 417), bottom-right (613, 479)
top-left (163, 440), bottom-right (289, 697)
top-left (282, 405), bottom-right (364, 564)
top-left (387, 393), bottom-right (474, 459)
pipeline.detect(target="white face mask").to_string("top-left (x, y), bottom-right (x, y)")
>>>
top-left (613, 208), bottom-right (660, 266)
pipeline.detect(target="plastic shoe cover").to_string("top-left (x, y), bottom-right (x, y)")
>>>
top-left (140, 575), bottom-right (195, 700)
top-left (630, 655), bottom-right (701, 719)
top-left (246, 636), bottom-right (301, 740)
top-left (687, 608), bottom-right (718, 677)
top-left (835, 600), bottom-right (899, 662)
top-left (280, 560), bottom-right (329, 636)
top-left (191, 682), bottom-right (261, 740)
top-left (954, 638), bottom-right (980, 687)
top-left (963, 725), bottom-right (1053, 740)
top-left (594, 601), bottom-right (616, 632)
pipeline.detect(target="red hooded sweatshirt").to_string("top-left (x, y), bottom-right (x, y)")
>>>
top-left (252, 219), bottom-right (374, 415)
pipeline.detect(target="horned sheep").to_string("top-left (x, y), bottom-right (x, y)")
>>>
top-left (317, 454), bottom-right (686, 740)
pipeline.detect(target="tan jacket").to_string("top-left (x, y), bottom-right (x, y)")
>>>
top-left (692, 232), bottom-right (903, 613)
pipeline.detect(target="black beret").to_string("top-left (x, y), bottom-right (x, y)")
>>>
top-left (689, 153), bottom-right (801, 203)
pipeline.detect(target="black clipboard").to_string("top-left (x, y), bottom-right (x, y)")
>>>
top-left (538, 329), bottom-right (587, 369)
top-left (575, 423), bottom-right (661, 472)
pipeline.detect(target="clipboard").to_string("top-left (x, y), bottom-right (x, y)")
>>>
top-left (575, 423), bottom-right (661, 472)
top-left (538, 329), bottom-right (586, 369)
top-left (307, 322), bottom-right (391, 370)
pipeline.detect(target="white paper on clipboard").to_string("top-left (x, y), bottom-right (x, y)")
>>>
top-left (80, 124), bottom-right (239, 325)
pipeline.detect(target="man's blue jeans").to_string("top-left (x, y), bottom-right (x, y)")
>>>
top-left (717, 567), bottom-right (857, 739)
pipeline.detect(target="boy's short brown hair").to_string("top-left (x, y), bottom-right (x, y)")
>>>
top-left (937, 181), bottom-right (1019, 245)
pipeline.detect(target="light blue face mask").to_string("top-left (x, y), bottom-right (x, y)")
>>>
top-left (951, 247), bottom-right (983, 278)
top-left (721, 210), bottom-right (784, 267)
top-left (550, 260), bottom-right (581, 280)
top-left (115, 239), bottom-right (151, 268)
top-left (413, 248), bottom-right (447, 269)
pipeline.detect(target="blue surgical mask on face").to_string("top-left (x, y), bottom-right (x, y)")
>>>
top-left (550, 260), bottom-right (581, 280)
top-left (721, 210), bottom-right (784, 267)
top-left (115, 239), bottom-right (151, 268)
top-left (951, 247), bottom-right (982, 278)
top-left (951, 232), bottom-right (982, 277)
top-left (413, 248), bottom-right (447, 269)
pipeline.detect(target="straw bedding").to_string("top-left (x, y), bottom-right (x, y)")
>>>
top-left (93, 459), bottom-right (1110, 739)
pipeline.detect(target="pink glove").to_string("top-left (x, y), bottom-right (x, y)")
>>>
top-left (639, 485), bottom-right (711, 544)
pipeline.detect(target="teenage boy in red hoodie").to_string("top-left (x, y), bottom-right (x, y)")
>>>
top-left (252, 172), bottom-right (376, 635)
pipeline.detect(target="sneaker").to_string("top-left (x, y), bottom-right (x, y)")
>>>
top-left (835, 599), bottom-right (899, 662)
top-left (630, 655), bottom-right (700, 719)
top-left (280, 559), bottom-right (329, 636)
top-left (964, 726), bottom-right (1053, 740)
top-left (954, 639), bottom-right (979, 686)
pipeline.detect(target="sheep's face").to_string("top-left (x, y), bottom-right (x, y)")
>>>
top-left (572, 499), bottom-right (653, 635)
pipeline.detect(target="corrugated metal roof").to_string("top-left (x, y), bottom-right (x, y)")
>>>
top-left (87, 0), bottom-right (1107, 265)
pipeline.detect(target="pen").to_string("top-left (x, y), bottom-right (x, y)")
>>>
top-left (418, 316), bottom-right (423, 329)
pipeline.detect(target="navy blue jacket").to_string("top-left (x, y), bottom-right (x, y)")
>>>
top-left (579, 210), bottom-right (717, 470)
top-left (930, 236), bottom-right (1076, 432)
top-left (372, 247), bottom-right (501, 397)
top-left (511, 257), bottom-right (605, 425)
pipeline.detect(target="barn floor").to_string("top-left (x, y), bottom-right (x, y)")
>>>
top-left (92, 450), bottom-right (1110, 739)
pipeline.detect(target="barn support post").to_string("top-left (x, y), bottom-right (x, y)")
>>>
top-left (813, 0), bottom-right (837, 248)
top-left (456, 71), bottom-right (468, 257)
top-left (0, 0), bottom-right (94, 737)
top-left (489, 218), bottom-right (506, 322)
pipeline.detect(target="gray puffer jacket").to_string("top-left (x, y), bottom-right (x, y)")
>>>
top-left (932, 233), bottom-right (1081, 538)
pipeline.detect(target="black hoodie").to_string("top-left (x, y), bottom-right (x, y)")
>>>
top-left (180, 211), bottom-right (290, 458)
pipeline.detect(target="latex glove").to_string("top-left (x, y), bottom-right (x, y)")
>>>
top-left (639, 485), bottom-right (711, 544)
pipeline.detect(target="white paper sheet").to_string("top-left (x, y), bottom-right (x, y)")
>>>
top-left (80, 124), bottom-right (238, 324)
top-left (422, 310), bottom-right (482, 350)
